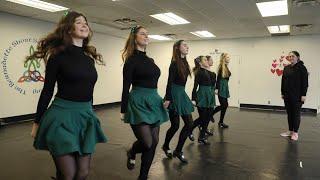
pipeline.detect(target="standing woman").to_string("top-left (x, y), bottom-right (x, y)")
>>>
top-left (162, 40), bottom-right (194, 163)
top-left (190, 56), bottom-right (215, 145)
top-left (121, 25), bottom-right (169, 180)
top-left (281, 51), bottom-right (308, 141)
top-left (205, 55), bottom-right (216, 135)
top-left (212, 53), bottom-right (231, 128)
top-left (30, 11), bottom-right (107, 180)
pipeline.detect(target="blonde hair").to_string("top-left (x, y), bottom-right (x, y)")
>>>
top-left (218, 53), bottom-right (231, 78)
top-left (121, 25), bottom-right (144, 62)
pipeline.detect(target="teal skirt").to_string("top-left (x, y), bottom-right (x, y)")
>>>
top-left (219, 79), bottom-right (230, 98)
top-left (197, 85), bottom-right (216, 108)
top-left (125, 86), bottom-right (169, 125)
top-left (34, 97), bottom-right (107, 157)
top-left (168, 83), bottom-right (194, 115)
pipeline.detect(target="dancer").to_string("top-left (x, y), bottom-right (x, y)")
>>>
top-left (190, 56), bottom-right (216, 145)
top-left (162, 40), bottom-right (194, 163)
top-left (120, 25), bottom-right (169, 180)
top-left (30, 11), bottom-right (107, 180)
top-left (280, 51), bottom-right (308, 141)
top-left (212, 53), bottom-right (231, 128)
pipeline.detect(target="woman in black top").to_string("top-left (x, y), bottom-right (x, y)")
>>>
top-left (212, 53), bottom-right (231, 128)
top-left (162, 40), bottom-right (194, 163)
top-left (280, 51), bottom-right (308, 141)
top-left (190, 56), bottom-right (216, 145)
top-left (30, 11), bottom-right (107, 180)
top-left (121, 26), bottom-right (169, 180)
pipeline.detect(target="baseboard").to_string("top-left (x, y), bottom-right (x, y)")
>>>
top-left (0, 101), bottom-right (121, 126)
top-left (240, 103), bottom-right (317, 114)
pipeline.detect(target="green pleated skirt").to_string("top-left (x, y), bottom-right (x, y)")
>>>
top-left (219, 79), bottom-right (230, 98)
top-left (197, 85), bottom-right (216, 108)
top-left (168, 83), bottom-right (194, 115)
top-left (33, 97), bottom-right (107, 157)
top-left (125, 86), bottom-right (169, 125)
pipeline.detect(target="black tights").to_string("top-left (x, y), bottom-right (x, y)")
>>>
top-left (130, 123), bottom-right (159, 180)
top-left (52, 153), bottom-right (91, 180)
top-left (213, 96), bottom-right (229, 123)
top-left (163, 110), bottom-right (193, 152)
top-left (192, 107), bottom-right (211, 138)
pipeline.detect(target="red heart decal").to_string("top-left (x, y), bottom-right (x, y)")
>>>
top-left (273, 59), bottom-right (277, 63)
top-left (271, 69), bottom-right (275, 74)
top-left (276, 69), bottom-right (283, 76)
top-left (285, 56), bottom-right (289, 60)
top-left (272, 63), bottom-right (277, 68)
top-left (280, 58), bottom-right (283, 62)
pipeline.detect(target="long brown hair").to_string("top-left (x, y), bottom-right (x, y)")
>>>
top-left (218, 53), bottom-right (231, 78)
top-left (26, 11), bottom-right (103, 65)
top-left (172, 40), bottom-right (191, 79)
top-left (121, 25), bottom-right (145, 62)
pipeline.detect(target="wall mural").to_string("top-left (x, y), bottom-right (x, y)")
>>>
top-left (270, 52), bottom-right (290, 76)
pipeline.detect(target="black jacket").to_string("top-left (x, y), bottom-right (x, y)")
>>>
top-left (281, 60), bottom-right (308, 100)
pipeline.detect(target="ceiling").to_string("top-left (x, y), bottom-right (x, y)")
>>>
top-left (1, 0), bottom-right (320, 41)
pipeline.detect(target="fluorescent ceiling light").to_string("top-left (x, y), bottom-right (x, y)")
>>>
top-left (190, 31), bottom-right (216, 38)
top-left (267, 25), bottom-right (290, 34)
top-left (256, 0), bottom-right (288, 17)
top-left (149, 35), bottom-right (172, 41)
top-left (6, 0), bottom-right (68, 12)
top-left (150, 12), bottom-right (190, 25)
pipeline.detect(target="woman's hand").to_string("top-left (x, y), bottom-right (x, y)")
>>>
top-left (163, 101), bottom-right (170, 109)
top-left (30, 123), bottom-right (39, 138)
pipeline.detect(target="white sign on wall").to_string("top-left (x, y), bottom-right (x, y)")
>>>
top-left (1, 38), bottom-right (44, 96)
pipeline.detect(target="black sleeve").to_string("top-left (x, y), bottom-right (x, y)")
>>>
top-left (192, 73), bottom-right (199, 101)
top-left (300, 65), bottom-right (309, 96)
top-left (35, 57), bottom-right (59, 123)
top-left (281, 67), bottom-right (285, 96)
top-left (121, 59), bottom-right (135, 113)
top-left (164, 62), bottom-right (176, 101)
top-left (216, 68), bottom-right (222, 90)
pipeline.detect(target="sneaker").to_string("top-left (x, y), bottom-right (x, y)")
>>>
top-left (280, 131), bottom-right (292, 137)
top-left (291, 133), bottom-right (299, 141)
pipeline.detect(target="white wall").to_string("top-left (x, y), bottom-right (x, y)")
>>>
top-left (148, 35), bottom-right (320, 112)
top-left (1, 12), bottom-right (319, 118)
top-left (0, 12), bottom-right (125, 118)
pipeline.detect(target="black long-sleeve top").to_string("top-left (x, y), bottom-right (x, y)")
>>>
top-left (35, 45), bottom-right (98, 123)
top-left (121, 50), bottom-right (161, 113)
top-left (164, 59), bottom-right (189, 101)
top-left (281, 60), bottom-right (308, 100)
top-left (192, 68), bottom-right (216, 101)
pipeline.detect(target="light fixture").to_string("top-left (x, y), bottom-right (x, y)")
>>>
top-left (6, 0), bottom-right (68, 12)
top-left (150, 12), bottom-right (190, 25)
top-left (267, 25), bottom-right (290, 34)
top-left (190, 31), bottom-right (216, 38)
top-left (256, 0), bottom-right (288, 17)
top-left (148, 35), bottom-right (172, 41)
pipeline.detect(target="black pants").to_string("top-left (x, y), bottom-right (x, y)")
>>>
top-left (130, 123), bottom-right (159, 180)
top-left (163, 110), bottom-right (193, 152)
top-left (284, 99), bottom-right (302, 133)
top-left (192, 107), bottom-right (211, 138)
top-left (213, 96), bottom-right (229, 123)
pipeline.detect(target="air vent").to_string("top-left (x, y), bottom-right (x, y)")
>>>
top-left (292, 0), bottom-right (320, 7)
top-left (293, 24), bottom-right (313, 31)
top-left (162, 33), bottom-right (177, 39)
top-left (113, 18), bottom-right (137, 30)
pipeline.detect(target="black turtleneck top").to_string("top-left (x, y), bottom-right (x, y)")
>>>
top-left (35, 45), bottom-right (97, 123)
top-left (164, 58), bottom-right (190, 101)
top-left (121, 50), bottom-right (161, 113)
top-left (192, 68), bottom-right (215, 101)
